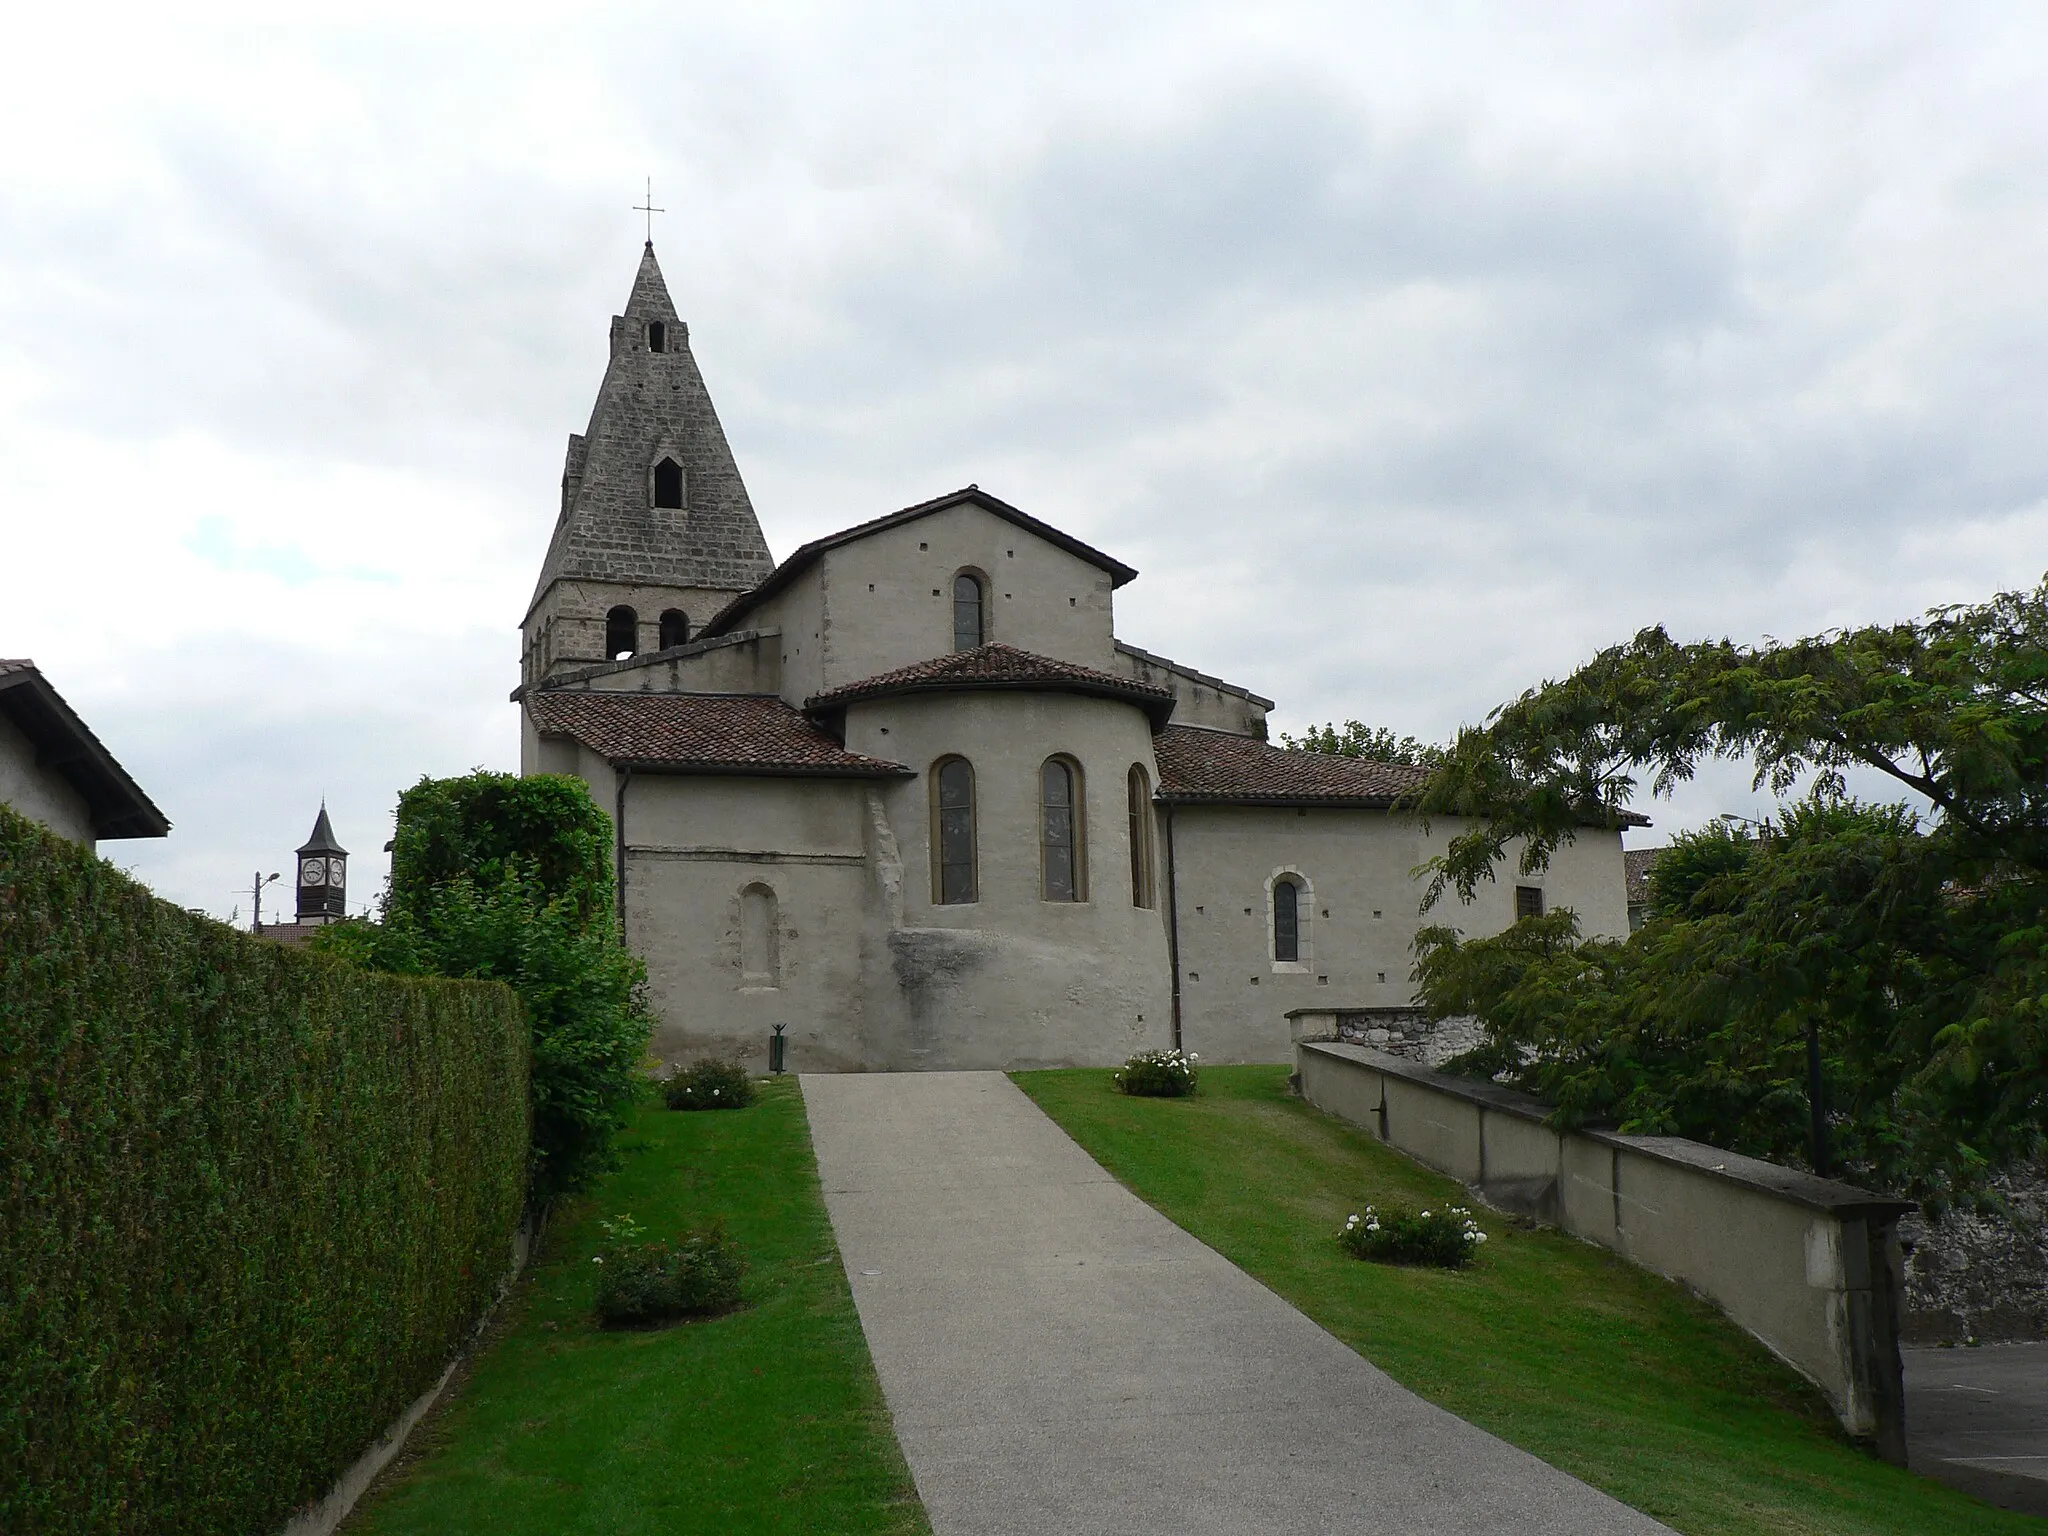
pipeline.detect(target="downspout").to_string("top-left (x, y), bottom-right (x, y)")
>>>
top-left (1164, 800), bottom-right (1183, 1052)
top-left (614, 764), bottom-right (634, 943)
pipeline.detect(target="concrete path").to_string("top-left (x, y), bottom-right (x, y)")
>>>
top-left (1904, 1342), bottom-right (2048, 1518)
top-left (803, 1071), bottom-right (1672, 1535)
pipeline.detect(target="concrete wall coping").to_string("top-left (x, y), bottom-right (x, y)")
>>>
top-left (1300, 1041), bottom-right (1917, 1221)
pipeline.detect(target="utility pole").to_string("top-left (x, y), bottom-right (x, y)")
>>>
top-left (251, 871), bottom-right (280, 934)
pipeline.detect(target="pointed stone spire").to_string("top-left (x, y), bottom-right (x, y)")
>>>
top-left (526, 245), bottom-right (775, 622)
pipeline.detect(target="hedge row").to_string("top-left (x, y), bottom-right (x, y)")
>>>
top-left (0, 807), bottom-right (530, 1535)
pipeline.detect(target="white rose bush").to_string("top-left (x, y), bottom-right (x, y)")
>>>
top-left (1339, 1203), bottom-right (1489, 1268)
top-left (1113, 1048), bottom-right (1200, 1098)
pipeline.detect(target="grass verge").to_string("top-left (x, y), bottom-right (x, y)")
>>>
top-left (349, 1078), bottom-right (927, 1536)
top-left (1016, 1064), bottom-right (2034, 1536)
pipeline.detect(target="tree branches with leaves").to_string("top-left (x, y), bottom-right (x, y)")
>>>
top-left (1410, 576), bottom-right (2048, 1202)
top-left (1280, 720), bottom-right (1446, 768)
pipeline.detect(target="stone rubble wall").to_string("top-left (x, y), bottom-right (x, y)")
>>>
top-left (1333, 1009), bottom-right (1485, 1068)
top-left (1899, 1166), bottom-right (2048, 1343)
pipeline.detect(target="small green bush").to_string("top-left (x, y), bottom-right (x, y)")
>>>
top-left (1114, 1047), bottom-right (1199, 1097)
top-left (1340, 1203), bottom-right (1489, 1268)
top-left (591, 1214), bottom-right (747, 1328)
top-left (664, 1057), bottom-right (757, 1111)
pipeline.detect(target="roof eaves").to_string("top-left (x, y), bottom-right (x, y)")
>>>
top-left (0, 665), bottom-right (170, 839)
top-left (611, 756), bottom-right (914, 780)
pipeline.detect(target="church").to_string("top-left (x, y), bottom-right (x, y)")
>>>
top-left (514, 246), bottom-right (1630, 1072)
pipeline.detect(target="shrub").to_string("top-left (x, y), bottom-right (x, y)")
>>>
top-left (664, 1057), bottom-right (757, 1111)
top-left (1340, 1203), bottom-right (1488, 1268)
top-left (591, 1214), bottom-right (747, 1328)
top-left (0, 806), bottom-right (528, 1536)
top-left (1114, 1047), bottom-right (1200, 1097)
top-left (316, 772), bottom-right (654, 1204)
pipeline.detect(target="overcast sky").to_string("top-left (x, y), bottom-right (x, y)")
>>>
top-left (6, 2), bottom-right (2047, 921)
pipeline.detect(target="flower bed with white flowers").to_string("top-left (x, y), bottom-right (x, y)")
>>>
top-left (1114, 1047), bottom-right (1200, 1097)
top-left (664, 1056), bottom-right (758, 1111)
top-left (1340, 1202), bottom-right (1488, 1268)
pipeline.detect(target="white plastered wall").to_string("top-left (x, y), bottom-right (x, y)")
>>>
top-left (1167, 806), bottom-right (1629, 1064)
top-left (748, 502), bottom-right (1121, 703)
top-left (0, 710), bottom-right (95, 847)
top-left (844, 690), bottom-right (1173, 1069)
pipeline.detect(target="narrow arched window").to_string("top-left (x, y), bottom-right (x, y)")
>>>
top-left (740, 883), bottom-right (778, 984)
top-left (649, 320), bottom-right (667, 353)
top-left (659, 609), bottom-right (689, 649)
top-left (653, 457), bottom-right (684, 509)
top-left (953, 572), bottom-right (985, 651)
top-left (1040, 757), bottom-right (1084, 902)
top-left (605, 605), bottom-right (637, 660)
top-left (1127, 764), bottom-right (1154, 908)
top-left (932, 757), bottom-right (977, 904)
top-left (1273, 878), bottom-right (1301, 962)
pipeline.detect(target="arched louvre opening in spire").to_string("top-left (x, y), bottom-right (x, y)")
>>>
top-left (648, 320), bottom-right (667, 353)
top-left (659, 609), bottom-right (689, 649)
top-left (654, 458), bottom-right (684, 510)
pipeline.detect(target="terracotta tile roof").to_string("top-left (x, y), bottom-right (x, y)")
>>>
top-left (527, 690), bottom-right (912, 777)
top-left (1154, 726), bottom-right (1433, 806)
top-left (806, 643), bottom-right (1177, 725)
top-left (1625, 847), bottom-right (1663, 904)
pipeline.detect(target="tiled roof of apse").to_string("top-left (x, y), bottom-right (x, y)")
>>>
top-left (527, 690), bottom-right (911, 777)
top-left (1154, 726), bottom-right (1433, 807)
top-left (806, 643), bottom-right (1177, 726)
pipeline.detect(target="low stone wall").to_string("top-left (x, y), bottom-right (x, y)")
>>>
top-left (1288, 1006), bottom-right (1483, 1068)
top-left (1296, 1040), bottom-right (1915, 1462)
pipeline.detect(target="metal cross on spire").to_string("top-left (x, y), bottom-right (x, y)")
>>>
top-left (632, 177), bottom-right (665, 245)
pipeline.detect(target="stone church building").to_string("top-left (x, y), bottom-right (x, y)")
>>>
top-left (515, 246), bottom-right (1629, 1072)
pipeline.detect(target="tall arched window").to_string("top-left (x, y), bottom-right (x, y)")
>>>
top-left (659, 609), bottom-right (689, 649)
top-left (1040, 757), bottom-right (1085, 902)
top-left (952, 572), bottom-right (985, 651)
top-left (1127, 764), bottom-right (1155, 908)
top-left (605, 605), bottom-right (637, 660)
top-left (648, 320), bottom-right (667, 353)
top-left (931, 757), bottom-right (977, 904)
top-left (653, 457), bottom-right (684, 509)
top-left (1273, 877), bottom-right (1302, 962)
top-left (740, 883), bottom-right (779, 985)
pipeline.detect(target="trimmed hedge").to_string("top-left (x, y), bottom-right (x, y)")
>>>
top-left (0, 807), bottom-right (530, 1536)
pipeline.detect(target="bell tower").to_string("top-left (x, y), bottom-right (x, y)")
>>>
top-left (521, 243), bottom-right (777, 689)
top-left (295, 803), bottom-right (348, 924)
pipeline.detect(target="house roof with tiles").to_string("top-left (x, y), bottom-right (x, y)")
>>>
top-left (526, 689), bottom-right (912, 777)
top-left (805, 643), bottom-right (1177, 727)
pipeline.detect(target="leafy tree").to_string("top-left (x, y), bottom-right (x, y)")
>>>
top-left (1279, 720), bottom-right (1446, 768)
top-left (316, 772), bottom-right (652, 1205)
top-left (1409, 576), bottom-right (2048, 1202)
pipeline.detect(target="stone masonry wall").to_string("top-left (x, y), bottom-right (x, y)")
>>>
top-left (1899, 1166), bottom-right (2048, 1343)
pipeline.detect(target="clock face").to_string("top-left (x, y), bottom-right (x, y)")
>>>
top-left (327, 858), bottom-right (346, 887)
top-left (300, 858), bottom-right (326, 886)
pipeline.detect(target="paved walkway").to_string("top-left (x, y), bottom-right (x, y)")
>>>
top-left (1904, 1342), bottom-right (2048, 1518)
top-left (803, 1071), bottom-right (1671, 1535)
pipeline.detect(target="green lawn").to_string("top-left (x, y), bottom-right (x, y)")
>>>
top-left (350, 1079), bottom-right (927, 1536)
top-left (1015, 1065), bottom-right (2035, 1536)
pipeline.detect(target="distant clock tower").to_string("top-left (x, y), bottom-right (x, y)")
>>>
top-left (295, 804), bottom-right (348, 924)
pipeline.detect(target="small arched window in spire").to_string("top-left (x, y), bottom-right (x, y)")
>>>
top-left (605, 605), bottom-right (638, 661)
top-left (653, 458), bottom-right (684, 510)
top-left (648, 320), bottom-right (667, 353)
top-left (659, 609), bottom-right (689, 649)
top-left (953, 572), bottom-right (985, 651)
